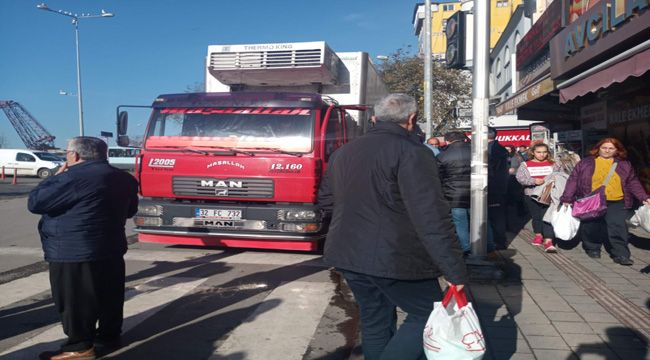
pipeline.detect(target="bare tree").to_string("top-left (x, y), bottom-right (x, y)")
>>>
top-left (378, 47), bottom-right (471, 135)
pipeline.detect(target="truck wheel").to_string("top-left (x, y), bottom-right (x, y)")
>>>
top-left (37, 168), bottom-right (52, 178)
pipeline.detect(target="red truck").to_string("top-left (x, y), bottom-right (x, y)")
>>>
top-left (116, 41), bottom-right (387, 251)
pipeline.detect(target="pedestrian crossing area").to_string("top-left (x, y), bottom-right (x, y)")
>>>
top-left (0, 247), bottom-right (352, 360)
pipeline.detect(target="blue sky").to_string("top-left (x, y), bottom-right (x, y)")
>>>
top-left (0, 0), bottom-right (418, 149)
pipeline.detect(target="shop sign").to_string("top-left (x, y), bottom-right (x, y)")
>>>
top-left (517, 0), bottom-right (565, 70)
top-left (608, 102), bottom-right (650, 125)
top-left (550, 0), bottom-right (650, 78)
top-left (496, 77), bottom-right (555, 116)
top-left (518, 50), bottom-right (551, 89)
top-left (580, 101), bottom-right (607, 130)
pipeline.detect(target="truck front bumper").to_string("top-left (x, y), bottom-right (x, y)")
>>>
top-left (133, 198), bottom-right (328, 249)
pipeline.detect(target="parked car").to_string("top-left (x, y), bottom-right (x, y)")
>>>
top-left (108, 146), bottom-right (140, 171)
top-left (0, 149), bottom-right (64, 178)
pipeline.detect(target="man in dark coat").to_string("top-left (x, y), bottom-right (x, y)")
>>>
top-left (318, 94), bottom-right (468, 360)
top-left (488, 127), bottom-right (510, 250)
top-left (28, 137), bottom-right (138, 360)
top-left (437, 131), bottom-right (472, 254)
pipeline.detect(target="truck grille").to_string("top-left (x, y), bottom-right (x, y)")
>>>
top-left (210, 48), bottom-right (323, 70)
top-left (172, 177), bottom-right (274, 198)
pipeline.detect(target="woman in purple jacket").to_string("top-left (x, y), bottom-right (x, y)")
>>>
top-left (561, 138), bottom-right (650, 265)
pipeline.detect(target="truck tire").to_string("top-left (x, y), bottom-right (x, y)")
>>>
top-left (37, 168), bottom-right (52, 178)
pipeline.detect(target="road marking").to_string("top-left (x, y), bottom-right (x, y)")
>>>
top-left (211, 280), bottom-right (335, 360)
top-left (0, 247), bottom-right (324, 267)
top-left (0, 271), bottom-right (51, 309)
top-left (0, 276), bottom-right (208, 359)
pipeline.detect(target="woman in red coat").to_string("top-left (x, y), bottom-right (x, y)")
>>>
top-left (561, 138), bottom-right (650, 265)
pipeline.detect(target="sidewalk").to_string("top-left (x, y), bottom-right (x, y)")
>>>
top-left (468, 226), bottom-right (650, 360)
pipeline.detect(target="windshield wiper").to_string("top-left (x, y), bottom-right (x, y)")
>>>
top-left (241, 147), bottom-right (304, 157)
top-left (183, 148), bottom-right (209, 155)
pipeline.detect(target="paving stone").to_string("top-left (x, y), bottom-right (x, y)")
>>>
top-left (611, 348), bottom-right (650, 360)
top-left (570, 346), bottom-right (623, 360)
top-left (518, 323), bottom-right (561, 336)
top-left (492, 352), bottom-right (536, 360)
top-left (526, 335), bottom-right (570, 350)
top-left (560, 333), bottom-right (604, 347)
top-left (555, 287), bottom-right (589, 296)
top-left (562, 295), bottom-right (600, 305)
top-left (578, 311), bottom-right (619, 323)
top-left (588, 323), bottom-right (631, 335)
top-left (600, 334), bottom-right (648, 349)
top-left (483, 326), bottom-right (522, 339)
top-left (532, 348), bottom-right (578, 360)
top-left (545, 311), bottom-right (583, 322)
top-left (553, 321), bottom-right (595, 334)
top-left (486, 337), bottom-right (532, 354)
top-left (512, 313), bottom-right (551, 324)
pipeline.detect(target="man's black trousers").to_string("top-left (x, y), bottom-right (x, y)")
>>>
top-left (49, 257), bottom-right (125, 352)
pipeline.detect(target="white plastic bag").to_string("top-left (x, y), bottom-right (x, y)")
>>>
top-left (550, 204), bottom-right (580, 240)
top-left (423, 285), bottom-right (485, 360)
top-left (630, 205), bottom-right (650, 233)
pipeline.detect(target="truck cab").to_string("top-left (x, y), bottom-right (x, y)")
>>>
top-left (119, 41), bottom-right (386, 251)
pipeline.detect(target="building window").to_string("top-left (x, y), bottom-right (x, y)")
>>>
top-left (443, 4), bottom-right (455, 11)
top-left (496, 58), bottom-right (502, 79)
top-left (514, 31), bottom-right (521, 46)
top-left (442, 19), bottom-right (448, 32)
top-left (496, 0), bottom-right (509, 7)
top-left (504, 46), bottom-right (510, 68)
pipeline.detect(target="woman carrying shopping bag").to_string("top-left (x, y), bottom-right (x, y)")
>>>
top-left (543, 151), bottom-right (581, 240)
top-left (516, 142), bottom-right (558, 252)
top-left (561, 138), bottom-right (650, 265)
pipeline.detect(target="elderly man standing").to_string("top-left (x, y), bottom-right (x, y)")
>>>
top-left (28, 137), bottom-right (138, 360)
top-left (318, 94), bottom-right (468, 360)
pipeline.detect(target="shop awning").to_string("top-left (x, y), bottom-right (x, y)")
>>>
top-left (495, 75), bottom-right (555, 116)
top-left (559, 47), bottom-right (650, 104)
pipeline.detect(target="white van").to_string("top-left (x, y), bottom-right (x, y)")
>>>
top-left (108, 146), bottom-right (140, 171)
top-left (0, 149), bottom-right (64, 178)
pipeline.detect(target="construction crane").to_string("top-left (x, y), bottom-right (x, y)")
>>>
top-left (0, 100), bottom-right (56, 150)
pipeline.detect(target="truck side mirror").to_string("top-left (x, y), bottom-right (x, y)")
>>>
top-left (117, 135), bottom-right (130, 147)
top-left (117, 111), bottom-right (129, 135)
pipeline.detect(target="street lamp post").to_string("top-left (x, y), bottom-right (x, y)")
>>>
top-left (36, 3), bottom-right (114, 137)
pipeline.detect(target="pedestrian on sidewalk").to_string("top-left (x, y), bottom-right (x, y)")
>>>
top-left (561, 138), bottom-right (650, 265)
top-left (425, 137), bottom-right (441, 156)
top-left (488, 127), bottom-right (510, 250)
top-left (516, 142), bottom-right (558, 252)
top-left (542, 151), bottom-right (581, 226)
top-left (505, 145), bottom-right (527, 231)
top-left (28, 137), bottom-right (139, 360)
top-left (318, 94), bottom-right (468, 360)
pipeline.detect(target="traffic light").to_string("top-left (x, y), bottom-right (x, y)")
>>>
top-left (445, 11), bottom-right (466, 69)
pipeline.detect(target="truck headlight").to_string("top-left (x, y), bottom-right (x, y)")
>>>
top-left (138, 204), bottom-right (163, 216)
top-left (134, 216), bottom-right (163, 226)
top-left (277, 209), bottom-right (317, 221)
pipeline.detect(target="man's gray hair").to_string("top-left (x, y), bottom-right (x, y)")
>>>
top-left (374, 93), bottom-right (417, 124)
top-left (68, 136), bottom-right (108, 161)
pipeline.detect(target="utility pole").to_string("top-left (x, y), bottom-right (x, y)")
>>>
top-left (424, 0), bottom-right (433, 138)
top-left (469, 0), bottom-right (490, 258)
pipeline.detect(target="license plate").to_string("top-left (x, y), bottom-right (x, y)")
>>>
top-left (195, 208), bottom-right (242, 220)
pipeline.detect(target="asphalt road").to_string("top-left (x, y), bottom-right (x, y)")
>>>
top-left (0, 176), bottom-right (42, 199)
top-left (0, 192), bottom-right (361, 359)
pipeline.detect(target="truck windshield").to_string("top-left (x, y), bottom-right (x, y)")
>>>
top-left (145, 107), bottom-right (314, 153)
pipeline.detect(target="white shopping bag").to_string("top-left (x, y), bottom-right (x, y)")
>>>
top-left (550, 204), bottom-right (580, 240)
top-left (630, 205), bottom-right (650, 233)
top-left (423, 285), bottom-right (485, 360)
